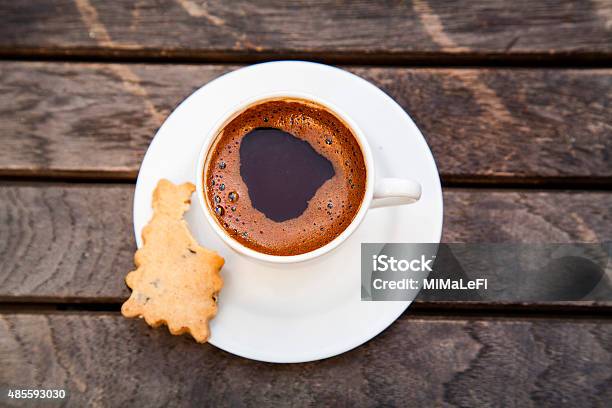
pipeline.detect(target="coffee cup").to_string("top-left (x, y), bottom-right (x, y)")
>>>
top-left (196, 91), bottom-right (421, 263)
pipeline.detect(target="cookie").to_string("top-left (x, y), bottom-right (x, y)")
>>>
top-left (122, 179), bottom-right (224, 343)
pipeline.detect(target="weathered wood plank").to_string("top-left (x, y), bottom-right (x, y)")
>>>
top-left (0, 62), bottom-right (610, 181)
top-left (0, 0), bottom-right (611, 61)
top-left (0, 313), bottom-right (610, 406)
top-left (0, 183), bottom-right (610, 302)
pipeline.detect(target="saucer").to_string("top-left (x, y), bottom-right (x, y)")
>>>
top-left (133, 61), bottom-right (443, 363)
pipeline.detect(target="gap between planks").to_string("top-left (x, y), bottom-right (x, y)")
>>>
top-left (1, 48), bottom-right (612, 69)
top-left (0, 174), bottom-right (611, 192)
top-left (0, 301), bottom-right (610, 320)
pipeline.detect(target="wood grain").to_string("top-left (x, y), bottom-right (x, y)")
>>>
top-left (0, 313), bottom-right (610, 406)
top-left (0, 62), bottom-right (610, 182)
top-left (0, 183), bottom-right (610, 302)
top-left (0, 183), bottom-right (134, 301)
top-left (0, 0), bottom-right (611, 61)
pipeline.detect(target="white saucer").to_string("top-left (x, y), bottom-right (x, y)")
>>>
top-left (133, 61), bottom-right (443, 363)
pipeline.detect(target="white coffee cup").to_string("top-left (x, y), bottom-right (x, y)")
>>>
top-left (196, 91), bottom-right (421, 263)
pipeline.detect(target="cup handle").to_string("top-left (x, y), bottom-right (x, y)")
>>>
top-left (370, 178), bottom-right (422, 209)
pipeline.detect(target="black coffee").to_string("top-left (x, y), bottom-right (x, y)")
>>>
top-left (240, 127), bottom-right (335, 222)
top-left (204, 98), bottom-right (367, 256)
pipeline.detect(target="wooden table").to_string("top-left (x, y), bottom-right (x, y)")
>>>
top-left (1, 1), bottom-right (611, 406)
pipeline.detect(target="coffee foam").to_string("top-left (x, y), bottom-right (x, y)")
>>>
top-left (204, 98), bottom-right (367, 256)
